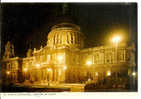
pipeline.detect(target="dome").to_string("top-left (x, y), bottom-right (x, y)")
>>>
top-left (47, 22), bottom-right (84, 49)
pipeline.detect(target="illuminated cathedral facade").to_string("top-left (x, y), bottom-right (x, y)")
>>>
top-left (1, 21), bottom-right (136, 86)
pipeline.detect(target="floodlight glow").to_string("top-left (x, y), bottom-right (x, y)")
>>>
top-left (23, 68), bottom-right (28, 72)
top-left (64, 66), bottom-right (67, 70)
top-left (57, 55), bottom-right (63, 61)
top-left (132, 72), bottom-right (136, 76)
top-left (6, 71), bottom-right (10, 75)
top-left (86, 60), bottom-right (92, 66)
top-left (107, 71), bottom-right (111, 76)
top-left (112, 36), bottom-right (121, 44)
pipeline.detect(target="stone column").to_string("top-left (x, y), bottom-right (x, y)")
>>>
top-left (43, 69), bottom-right (46, 82)
top-left (56, 69), bottom-right (59, 83)
top-left (124, 49), bottom-right (126, 62)
top-left (55, 69), bottom-right (57, 82)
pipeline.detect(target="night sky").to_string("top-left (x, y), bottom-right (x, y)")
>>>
top-left (1, 3), bottom-right (137, 57)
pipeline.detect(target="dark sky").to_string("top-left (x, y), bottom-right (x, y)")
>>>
top-left (1, 3), bottom-right (137, 57)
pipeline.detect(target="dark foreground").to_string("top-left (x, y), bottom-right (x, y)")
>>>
top-left (0, 84), bottom-right (137, 92)
top-left (1, 84), bottom-right (70, 92)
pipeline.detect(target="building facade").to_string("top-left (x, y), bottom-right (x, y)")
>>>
top-left (1, 22), bottom-right (136, 85)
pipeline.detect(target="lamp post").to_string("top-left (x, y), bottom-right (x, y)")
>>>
top-left (23, 68), bottom-right (28, 80)
top-left (107, 71), bottom-right (111, 76)
top-left (6, 71), bottom-right (10, 82)
top-left (86, 60), bottom-right (92, 83)
top-left (131, 71), bottom-right (137, 89)
top-left (132, 72), bottom-right (136, 76)
top-left (112, 36), bottom-right (121, 63)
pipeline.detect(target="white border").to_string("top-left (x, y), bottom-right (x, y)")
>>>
top-left (0, 92), bottom-right (139, 99)
top-left (0, 0), bottom-right (141, 99)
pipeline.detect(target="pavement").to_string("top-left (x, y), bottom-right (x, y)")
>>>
top-left (15, 82), bottom-right (85, 92)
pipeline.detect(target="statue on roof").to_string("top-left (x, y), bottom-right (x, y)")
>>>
top-left (26, 48), bottom-right (32, 57)
top-left (3, 41), bottom-right (15, 59)
top-left (11, 44), bottom-right (15, 57)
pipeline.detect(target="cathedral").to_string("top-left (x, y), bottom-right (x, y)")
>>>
top-left (1, 4), bottom-right (136, 87)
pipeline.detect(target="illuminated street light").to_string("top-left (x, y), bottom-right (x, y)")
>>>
top-left (88, 78), bottom-right (91, 82)
top-left (107, 71), bottom-right (111, 76)
top-left (86, 60), bottom-right (92, 66)
top-left (112, 35), bottom-right (122, 63)
top-left (64, 65), bottom-right (67, 70)
top-left (112, 35), bottom-right (121, 44)
top-left (6, 71), bottom-right (10, 75)
top-left (132, 72), bottom-right (136, 76)
top-left (23, 68), bottom-right (28, 72)
top-left (95, 72), bottom-right (98, 76)
top-left (36, 64), bottom-right (40, 68)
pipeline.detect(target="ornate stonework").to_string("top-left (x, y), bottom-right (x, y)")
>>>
top-left (3, 41), bottom-right (15, 59)
top-left (1, 21), bottom-right (136, 86)
top-left (47, 22), bottom-right (84, 49)
top-left (26, 49), bottom-right (33, 57)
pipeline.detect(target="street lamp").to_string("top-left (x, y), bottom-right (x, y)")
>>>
top-left (86, 60), bottom-right (92, 82)
top-left (95, 72), bottom-right (98, 76)
top-left (86, 60), bottom-right (92, 66)
top-left (23, 68), bottom-right (28, 72)
top-left (63, 65), bottom-right (67, 70)
top-left (6, 71), bottom-right (10, 75)
top-left (132, 72), bottom-right (136, 76)
top-left (23, 68), bottom-right (28, 80)
top-left (112, 35), bottom-right (121, 45)
top-left (6, 71), bottom-right (10, 81)
top-left (88, 78), bottom-right (91, 82)
top-left (112, 35), bottom-right (122, 63)
top-left (107, 71), bottom-right (111, 76)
